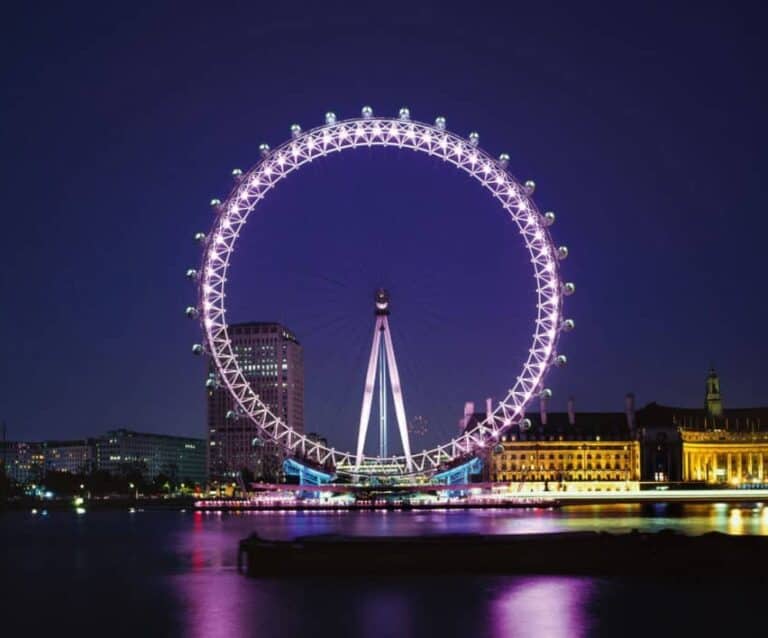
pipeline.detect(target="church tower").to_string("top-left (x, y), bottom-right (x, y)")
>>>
top-left (705, 367), bottom-right (723, 418)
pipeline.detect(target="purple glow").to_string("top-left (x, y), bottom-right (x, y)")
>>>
top-left (492, 577), bottom-right (595, 638)
top-left (197, 114), bottom-right (568, 476)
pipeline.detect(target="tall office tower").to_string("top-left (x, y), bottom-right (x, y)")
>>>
top-left (207, 322), bottom-right (304, 484)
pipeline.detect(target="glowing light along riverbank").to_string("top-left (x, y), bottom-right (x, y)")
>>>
top-left (194, 488), bottom-right (768, 511)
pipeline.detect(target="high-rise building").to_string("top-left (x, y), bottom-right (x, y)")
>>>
top-left (207, 322), bottom-right (304, 483)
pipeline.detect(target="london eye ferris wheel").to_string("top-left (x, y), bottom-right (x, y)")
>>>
top-left (187, 106), bottom-right (574, 479)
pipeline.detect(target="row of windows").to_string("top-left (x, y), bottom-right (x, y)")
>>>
top-left (503, 435), bottom-right (628, 443)
top-left (494, 473), bottom-right (629, 482)
top-left (500, 452), bottom-right (629, 461)
top-left (497, 462), bottom-right (628, 471)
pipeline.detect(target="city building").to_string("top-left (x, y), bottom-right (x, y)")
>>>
top-left (0, 441), bottom-right (45, 484)
top-left (635, 401), bottom-right (683, 482)
top-left (484, 396), bottom-right (641, 491)
top-left (484, 369), bottom-right (767, 488)
top-left (43, 439), bottom-right (96, 474)
top-left (207, 322), bottom-right (304, 483)
top-left (648, 369), bottom-right (768, 485)
top-left (1, 431), bottom-right (204, 487)
top-left (97, 429), bottom-right (206, 485)
top-left (306, 432), bottom-right (328, 448)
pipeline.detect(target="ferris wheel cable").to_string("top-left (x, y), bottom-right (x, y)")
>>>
top-left (283, 273), bottom-right (353, 298)
top-left (386, 312), bottom-right (445, 402)
top-left (387, 318), bottom-right (456, 446)
top-left (388, 270), bottom-right (470, 315)
top-left (385, 336), bottom-right (433, 446)
top-left (304, 272), bottom-right (351, 290)
top-left (328, 321), bottom-right (378, 449)
top-left (302, 320), bottom-right (366, 389)
top-left (233, 257), bottom-right (355, 292)
top-left (262, 278), bottom-right (361, 329)
top-left (401, 302), bottom-right (454, 330)
top-left (285, 310), bottom-right (355, 336)
top-left (404, 336), bottom-right (524, 447)
top-left (303, 317), bottom-right (370, 391)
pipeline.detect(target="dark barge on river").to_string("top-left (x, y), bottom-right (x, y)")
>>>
top-left (239, 529), bottom-right (768, 580)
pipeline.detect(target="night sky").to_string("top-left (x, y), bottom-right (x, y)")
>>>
top-left (2, 2), bottom-right (767, 452)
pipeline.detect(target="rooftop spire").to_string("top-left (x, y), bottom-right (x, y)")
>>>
top-left (705, 367), bottom-right (723, 419)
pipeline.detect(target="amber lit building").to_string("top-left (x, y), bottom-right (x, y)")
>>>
top-left (482, 369), bottom-right (768, 488)
top-left (648, 369), bottom-right (768, 485)
top-left (483, 396), bottom-right (641, 491)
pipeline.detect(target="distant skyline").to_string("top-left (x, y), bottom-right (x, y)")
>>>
top-left (2, 2), bottom-right (767, 449)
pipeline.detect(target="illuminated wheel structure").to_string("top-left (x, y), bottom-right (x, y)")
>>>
top-left (188, 106), bottom-right (575, 480)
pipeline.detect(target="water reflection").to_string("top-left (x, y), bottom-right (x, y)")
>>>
top-left (356, 590), bottom-right (413, 638)
top-left (6, 506), bottom-right (768, 638)
top-left (492, 577), bottom-right (595, 638)
top-left (174, 502), bottom-right (768, 542)
top-left (167, 504), bottom-right (768, 578)
top-left (728, 507), bottom-right (744, 534)
top-left (172, 566), bottom-right (597, 638)
top-left (165, 503), bottom-right (768, 637)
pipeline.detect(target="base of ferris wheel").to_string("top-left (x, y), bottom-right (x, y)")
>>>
top-left (196, 457), bottom-right (563, 509)
top-left (283, 455), bottom-right (483, 490)
top-left (283, 288), bottom-right (483, 493)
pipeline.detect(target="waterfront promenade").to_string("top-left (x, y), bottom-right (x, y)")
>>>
top-left (192, 486), bottom-right (768, 511)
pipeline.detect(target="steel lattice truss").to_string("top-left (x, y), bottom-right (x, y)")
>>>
top-left (195, 109), bottom-right (572, 478)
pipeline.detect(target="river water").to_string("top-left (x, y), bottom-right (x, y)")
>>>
top-left (2, 503), bottom-right (766, 637)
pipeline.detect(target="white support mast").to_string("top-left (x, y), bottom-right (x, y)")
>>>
top-left (355, 289), bottom-right (413, 471)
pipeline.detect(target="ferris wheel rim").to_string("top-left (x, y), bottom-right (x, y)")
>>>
top-left (196, 111), bottom-right (570, 477)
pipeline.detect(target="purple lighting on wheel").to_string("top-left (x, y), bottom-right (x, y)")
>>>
top-left (194, 109), bottom-right (571, 478)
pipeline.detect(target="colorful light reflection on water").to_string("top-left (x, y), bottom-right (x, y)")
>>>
top-left (492, 577), bottom-right (595, 638)
top-left (4, 504), bottom-right (768, 637)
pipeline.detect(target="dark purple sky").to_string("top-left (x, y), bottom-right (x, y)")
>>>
top-left (2, 2), bottom-right (767, 451)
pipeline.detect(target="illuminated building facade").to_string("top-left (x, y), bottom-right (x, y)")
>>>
top-left (658, 369), bottom-right (768, 485)
top-left (97, 429), bottom-right (205, 485)
top-left (1, 439), bottom-right (94, 482)
top-left (207, 322), bottom-right (304, 483)
top-left (0, 441), bottom-right (45, 484)
top-left (486, 397), bottom-right (641, 490)
top-left (43, 439), bottom-right (96, 474)
top-left (485, 370), bottom-right (768, 487)
top-left (681, 429), bottom-right (768, 484)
